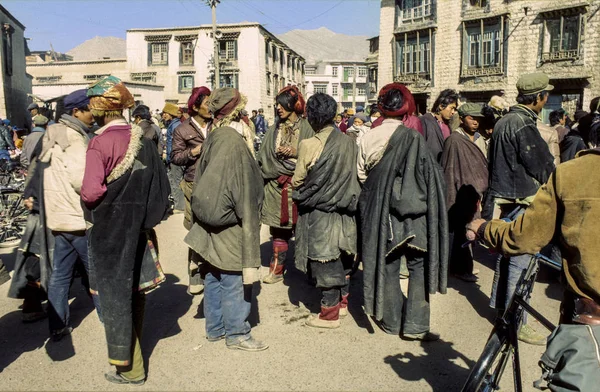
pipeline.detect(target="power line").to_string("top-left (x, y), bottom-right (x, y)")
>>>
top-left (288, 0), bottom-right (346, 28)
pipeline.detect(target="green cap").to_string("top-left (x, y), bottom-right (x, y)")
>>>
top-left (33, 114), bottom-right (48, 126)
top-left (458, 102), bottom-right (484, 118)
top-left (516, 73), bottom-right (554, 95)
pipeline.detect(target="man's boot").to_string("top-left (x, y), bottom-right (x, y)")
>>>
top-left (188, 251), bottom-right (204, 295)
top-left (339, 294), bottom-right (349, 318)
top-left (262, 239), bottom-right (287, 284)
top-left (306, 303), bottom-right (341, 329)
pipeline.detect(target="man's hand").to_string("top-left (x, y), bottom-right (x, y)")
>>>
top-left (276, 146), bottom-right (296, 158)
top-left (466, 218), bottom-right (486, 241)
top-left (24, 197), bottom-right (34, 211)
top-left (190, 145), bottom-right (202, 157)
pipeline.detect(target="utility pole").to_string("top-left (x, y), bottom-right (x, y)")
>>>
top-left (206, 0), bottom-right (220, 89)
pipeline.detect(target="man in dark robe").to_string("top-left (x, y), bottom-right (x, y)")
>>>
top-left (441, 102), bottom-right (488, 283)
top-left (359, 83), bottom-right (449, 341)
top-left (292, 93), bottom-right (361, 328)
top-left (257, 86), bottom-right (314, 284)
top-left (81, 77), bottom-right (170, 385)
top-left (420, 89), bottom-right (459, 162)
top-left (184, 87), bottom-right (268, 352)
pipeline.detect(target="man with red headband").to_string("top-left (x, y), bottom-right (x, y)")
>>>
top-left (171, 86), bottom-right (212, 295)
top-left (257, 86), bottom-right (314, 284)
top-left (358, 83), bottom-right (449, 341)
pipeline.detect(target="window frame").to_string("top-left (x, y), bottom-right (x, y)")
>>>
top-left (220, 72), bottom-right (239, 89)
top-left (332, 66), bottom-right (338, 77)
top-left (395, 29), bottom-right (433, 81)
top-left (541, 13), bottom-right (583, 62)
top-left (179, 75), bottom-right (194, 93)
top-left (313, 84), bottom-right (328, 94)
top-left (149, 42), bottom-right (169, 66)
top-left (398, 0), bottom-right (432, 23)
top-left (219, 40), bottom-right (238, 61)
top-left (461, 17), bottom-right (505, 77)
top-left (358, 67), bottom-right (368, 77)
top-left (332, 84), bottom-right (338, 96)
top-left (180, 41), bottom-right (194, 66)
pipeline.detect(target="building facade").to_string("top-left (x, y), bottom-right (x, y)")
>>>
top-left (26, 22), bottom-right (305, 123)
top-left (305, 61), bottom-right (369, 112)
top-left (0, 5), bottom-right (32, 128)
top-left (378, 0), bottom-right (600, 121)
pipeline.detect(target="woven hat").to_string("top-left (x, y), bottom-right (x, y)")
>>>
top-left (162, 103), bottom-right (181, 117)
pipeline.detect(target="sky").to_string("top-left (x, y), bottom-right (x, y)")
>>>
top-left (3, 0), bottom-right (382, 53)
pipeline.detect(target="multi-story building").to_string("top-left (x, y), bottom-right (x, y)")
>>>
top-left (26, 22), bottom-right (305, 123)
top-left (0, 4), bottom-right (32, 128)
top-left (305, 61), bottom-right (369, 112)
top-left (378, 0), bottom-right (600, 121)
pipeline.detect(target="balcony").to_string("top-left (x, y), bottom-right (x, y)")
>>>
top-left (541, 50), bottom-right (580, 62)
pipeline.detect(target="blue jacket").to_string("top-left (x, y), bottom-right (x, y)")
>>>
top-left (166, 117), bottom-right (181, 165)
top-left (254, 115), bottom-right (267, 135)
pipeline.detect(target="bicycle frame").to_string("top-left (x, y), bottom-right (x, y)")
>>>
top-left (463, 253), bottom-right (561, 392)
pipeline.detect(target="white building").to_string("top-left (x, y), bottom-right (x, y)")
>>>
top-left (305, 61), bottom-right (369, 112)
top-left (26, 22), bottom-right (306, 123)
top-left (0, 4), bottom-right (32, 128)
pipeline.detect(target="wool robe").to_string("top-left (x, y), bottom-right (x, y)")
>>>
top-left (359, 125), bottom-right (449, 321)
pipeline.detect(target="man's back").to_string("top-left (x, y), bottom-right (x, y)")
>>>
top-left (488, 105), bottom-right (554, 199)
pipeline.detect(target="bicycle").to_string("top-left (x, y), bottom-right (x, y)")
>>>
top-left (461, 252), bottom-right (561, 392)
top-left (0, 187), bottom-right (29, 248)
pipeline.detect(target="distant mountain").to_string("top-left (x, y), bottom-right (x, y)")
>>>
top-left (278, 27), bottom-right (369, 64)
top-left (67, 36), bottom-right (126, 61)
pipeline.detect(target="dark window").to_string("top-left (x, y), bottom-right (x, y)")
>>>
top-left (2, 23), bottom-right (14, 76)
top-left (220, 73), bottom-right (238, 89)
top-left (219, 40), bottom-right (237, 61)
top-left (542, 14), bottom-right (582, 61)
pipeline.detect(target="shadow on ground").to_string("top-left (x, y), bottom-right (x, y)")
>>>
top-left (143, 274), bottom-right (192, 370)
top-left (384, 338), bottom-right (474, 391)
top-left (0, 279), bottom-right (96, 372)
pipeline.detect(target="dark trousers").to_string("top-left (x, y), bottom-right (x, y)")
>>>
top-left (115, 292), bottom-right (145, 381)
top-left (47, 231), bottom-right (100, 332)
top-left (309, 254), bottom-right (353, 307)
top-left (381, 249), bottom-right (430, 335)
top-left (450, 228), bottom-right (473, 275)
top-left (167, 165), bottom-right (185, 211)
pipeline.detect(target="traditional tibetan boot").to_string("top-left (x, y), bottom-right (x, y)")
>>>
top-left (339, 294), bottom-right (349, 318)
top-left (306, 304), bottom-right (341, 329)
top-left (262, 239), bottom-right (287, 284)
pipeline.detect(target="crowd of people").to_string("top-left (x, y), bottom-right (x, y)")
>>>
top-left (0, 71), bottom-right (598, 389)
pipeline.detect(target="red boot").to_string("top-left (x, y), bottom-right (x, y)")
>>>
top-left (306, 303), bottom-right (341, 329)
top-left (339, 294), bottom-right (349, 318)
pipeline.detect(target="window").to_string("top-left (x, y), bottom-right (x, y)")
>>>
top-left (266, 73), bottom-right (271, 95)
top-left (343, 86), bottom-right (353, 98)
top-left (180, 42), bottom-right (194, 65)
top-left (358, 67), bottom-right (367, 77)
top-left (469, 0), bottom-right (488, 7)
top-left (314, 84), bottom-right (328, 94)
top-left (220, 73), bottom-right (238, 89)
top-left (332, 67), bottom-right (338, 77)
top-left (462, 18), bottom-right (505, 76)
top-left (306, 68), bottom-right (316, 75)
top-left (343, 67), bottom-right (355, 82)
top-left (358, 87), bottom-right (367, 96)
top-left (467, 28), bottom-right (500, 68)
top-left (265, 43), bottom-right (270, 66)
top-left (332, 84), bottom-right (338, 96)
top-left (542, 14), bottom-right (583, 61)
top-left (219, 40), bottom-right (237, 60)
top-left (36, 75), bottom-right (62, 83)
top-left (179, 75), bottom-right (194, 93)
top-left (150, 42), bottom-right (168, 65)
top-left (396, 37), bottom-right (431, 76)
top-left (399, 0), bottom-right (432, 23)
top-left (2, 23), bottom-right (14, 76)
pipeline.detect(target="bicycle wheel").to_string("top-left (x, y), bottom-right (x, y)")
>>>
top-left (0, 191), bottom-right (28, 248)
top-left (462, 330), bottom-right (512, 392)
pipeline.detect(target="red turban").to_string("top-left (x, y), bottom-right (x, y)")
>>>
top-left (277, 85), bottom-right (305, 115)
top-left (376, 83), bottom-right (423, 134)
top-left (187, 86), bottom-right (211, 114)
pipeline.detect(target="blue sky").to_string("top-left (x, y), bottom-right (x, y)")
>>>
top-left (3, 0), bottom-right (382, 53)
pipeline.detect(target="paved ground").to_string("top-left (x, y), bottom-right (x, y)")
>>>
top-left (0, 214), bottom-right (562, 391)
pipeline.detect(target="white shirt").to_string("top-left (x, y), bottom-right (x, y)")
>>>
top-left (357, 118), bottom-right (403, 183)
